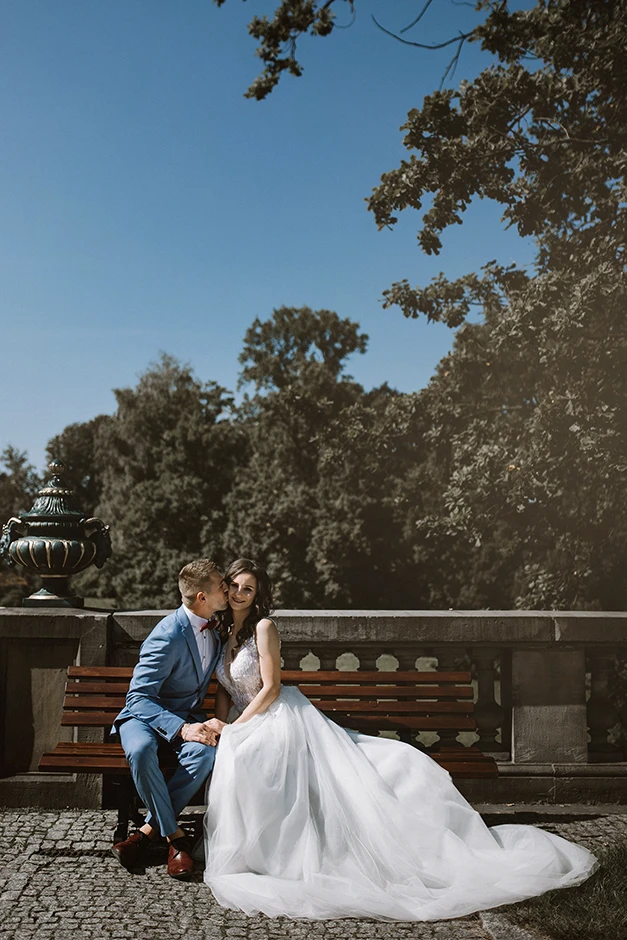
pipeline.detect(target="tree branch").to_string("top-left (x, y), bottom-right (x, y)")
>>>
top-left (371, 15), bottom-right (473, 51)
top-left (400, 0), bottom-right (436, 34)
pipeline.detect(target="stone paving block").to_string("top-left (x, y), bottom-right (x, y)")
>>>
top-left (2, 806), bottom-right (621, 940)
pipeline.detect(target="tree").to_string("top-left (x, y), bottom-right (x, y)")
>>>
top-left (366, 0), bottom-right (627, 608)
top-left (218, 0), bottom-right (627, 609)
top-left (370, 1), bottom-right (627, 313)
top-left (213, 0), bottom-right (345, 100)
top-left (310, 386), bottom-right (428, 607)
top-left (94, 354), bottom-right (244, 607)
top-left (0, 447), bottom-right (41, 605)
top-left (222, 306), bottom-right (369, 605)
top-left (46, 415), bottom-right (113, 515)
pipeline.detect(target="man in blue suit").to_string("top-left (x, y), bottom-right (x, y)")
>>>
top-left (111, 558), bottom-right (228, 879)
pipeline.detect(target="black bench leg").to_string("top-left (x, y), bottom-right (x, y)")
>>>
top-left (113, 777), bottom-right (145, 844)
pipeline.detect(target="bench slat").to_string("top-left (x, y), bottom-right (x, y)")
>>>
top-left (59, 710), bottom-right (478, 730)
top-left (65, 681), bottom-right (219, 695)
top-left (326, 715), bottom-right (477, 730)
top-left (306, 701), bottom-right (475, 714)
top-left (39, 754), bottom-right (497, 777)
top-left (44, 742), bottom-right (495, 759)
top-left (40, 743), bottom-right (496, 777)
top-left (283, 670), bottom-right (471, 683)
top-left (68, 666), bottom-right (135, 678)
top-left (39, 754), bottom-right (131, 772)
top-left (64, 695), bottom-right (217, 710)
top-left (292, 685), bottom-right (473, 699)
top-left (48, 743), bottom-right (126, 754)
top-left (60, 712), bottom-right (120, 726)
top-left (66, 667), bottom-right (472, 682)
top-left (64, 685), bottom-right (472, 702)
top-left (62, 696), bottom-right (473, 715)
top-left (433, 761), bottom-right (498, 777)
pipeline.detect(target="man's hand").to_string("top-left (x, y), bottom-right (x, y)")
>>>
top-left (180, 722), bottom-right (218, 746)
top-left (204, 718), bottom-right (227, 736)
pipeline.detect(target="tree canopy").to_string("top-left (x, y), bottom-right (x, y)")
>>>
top-left (0, 447), bottom-right (40, 605)
top-left (2, 1), bottom-right (625, 611)
top-left (210, 0), bottom-right (627, 610)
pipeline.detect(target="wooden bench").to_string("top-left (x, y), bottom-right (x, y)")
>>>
top-left (40, 665), bottom-right (497, 839)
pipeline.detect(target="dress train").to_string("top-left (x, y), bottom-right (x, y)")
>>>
top-left (203, 640), bottom-right (597, 921)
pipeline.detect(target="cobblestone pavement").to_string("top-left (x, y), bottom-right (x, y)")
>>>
top-left (0, 806), bottom-right (625, 940)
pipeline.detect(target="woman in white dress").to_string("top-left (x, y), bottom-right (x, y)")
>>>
top-left (202, 558), bottom-right (597, 921)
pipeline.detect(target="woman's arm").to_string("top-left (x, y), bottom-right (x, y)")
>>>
top-left (232, 619), bottom-right (281, 724)
top-left (214, 681), bottom-right (233, 722)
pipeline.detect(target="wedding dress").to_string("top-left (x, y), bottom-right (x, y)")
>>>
top-left (203, 635), bottom-right (597, 921)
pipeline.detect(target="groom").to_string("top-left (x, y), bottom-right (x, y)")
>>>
top-left (111, 558), bottom-right (228, 879)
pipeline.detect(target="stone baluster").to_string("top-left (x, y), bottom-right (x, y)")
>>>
top-left (586, 649), bottom-right (623, 761)
top-left (281, 644), bottom-right (310, 671)
top-left (395, 648), bottom-right (419, 672)
top-left (353, 646), bottom-right (380, 672)
top-left (317, 649), bottom-right (341, 672)
top-left (472, 648), bottom-right (507, 755)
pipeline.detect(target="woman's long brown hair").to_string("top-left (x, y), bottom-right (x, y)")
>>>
top-left (222, 558), bottom-right (273, 659)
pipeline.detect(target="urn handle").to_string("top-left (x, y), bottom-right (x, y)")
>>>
top-left (83, 517), bottom-right (112, 569)
top-left (0, 517), bottom-right (27, 564)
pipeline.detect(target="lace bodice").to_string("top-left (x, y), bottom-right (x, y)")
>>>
top-left (216, 635), bottom-right (263, 713)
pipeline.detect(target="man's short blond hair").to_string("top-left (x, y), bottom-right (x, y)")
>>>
top-left (178, 559), bottom-right (220, 603)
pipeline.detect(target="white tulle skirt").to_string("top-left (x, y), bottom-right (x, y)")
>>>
top-left (203, 685), bottom-right (597, 921)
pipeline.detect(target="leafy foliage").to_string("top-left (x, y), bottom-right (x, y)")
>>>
top-left (213, 0), bottom-right (347, 100)
top-left (46, 415), bottom-right (113, 515)
top-left (4, 0), bottom-right (626, 612)
top-left (223, 306), bottom-right (372, 606)
top-left (92, 354), bottom-right (244, 607)
top-left (370, 0), bottom-right (627, 317)
top-left (364, 0), bottom-right (627, 609)
top-left (0, 447), bottom-right (40, 605)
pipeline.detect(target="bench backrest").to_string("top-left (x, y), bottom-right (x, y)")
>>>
top-left (61, 666), bottom-right (477, 735)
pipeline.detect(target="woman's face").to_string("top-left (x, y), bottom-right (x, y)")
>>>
top-left (228, 571), bottom-right (258, 613)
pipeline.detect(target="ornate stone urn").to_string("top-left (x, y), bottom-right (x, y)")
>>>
top-left (0, 458), bottom-right (111, 607)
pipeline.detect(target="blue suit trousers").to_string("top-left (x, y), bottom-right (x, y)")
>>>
top-left (119, 717), bottom-right (216, 837)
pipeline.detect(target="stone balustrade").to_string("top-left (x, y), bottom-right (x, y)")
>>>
top-left (1, 607), bottom-right (626, 807)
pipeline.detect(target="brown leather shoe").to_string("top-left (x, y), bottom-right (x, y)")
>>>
top-left (111, 831), bottom-right (151, 871)
top-left (167, 837), bottom-right (194, 880)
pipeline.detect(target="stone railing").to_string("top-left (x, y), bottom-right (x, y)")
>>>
top-left (1, 607), bottom-right (626, 806)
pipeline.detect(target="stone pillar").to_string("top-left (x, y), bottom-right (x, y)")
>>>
top-left (586, 650), bottom-right (623, 761)
top-left (511, 648), bottom-right (587, 763)
top-left (473, 648), bottom-right (507, 755)
top-left (0, 608), bottom-right (111, 808)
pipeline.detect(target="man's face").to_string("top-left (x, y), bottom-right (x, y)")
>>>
top-left (196, 572), bottom-right (228, 617)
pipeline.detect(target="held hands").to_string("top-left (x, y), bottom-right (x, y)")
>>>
top-left (204, 718), bottom-right (227, 736)
top-left (180, 721), bottom-right (218, 746)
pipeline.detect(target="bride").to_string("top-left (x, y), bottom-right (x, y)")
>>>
top-left (202, 558), bottom-right (597, 921)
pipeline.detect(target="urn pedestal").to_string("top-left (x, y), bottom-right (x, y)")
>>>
top-left (0, 459), bottom-right (111, 607)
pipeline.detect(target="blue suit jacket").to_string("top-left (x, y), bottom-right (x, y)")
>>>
top-left (112, 605), bottom-right (224, 743)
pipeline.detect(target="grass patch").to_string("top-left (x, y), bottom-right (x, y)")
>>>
top-left (500, 840), bottom-right (627, 940)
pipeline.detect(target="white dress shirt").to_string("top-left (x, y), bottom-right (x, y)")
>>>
top-left (183, 606), bottom-right (216, 675)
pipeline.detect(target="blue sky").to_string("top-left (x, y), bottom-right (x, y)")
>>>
top-left (1, 0), bottom-right (535, 471)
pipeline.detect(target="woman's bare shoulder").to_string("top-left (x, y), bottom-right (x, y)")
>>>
top-left (256, 617), bottom-right (279, 635)
top-left (255, 618), bottom-right (280, 648)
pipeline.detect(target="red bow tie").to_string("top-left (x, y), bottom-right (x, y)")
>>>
top-left (200, 616), bottom-right (218, 633)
